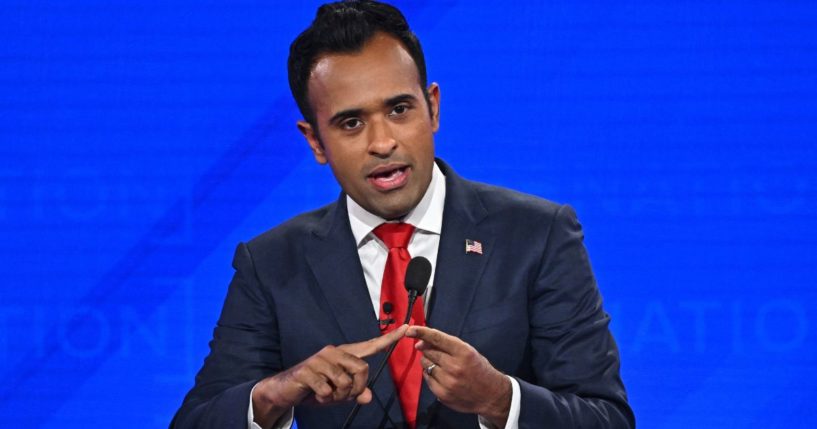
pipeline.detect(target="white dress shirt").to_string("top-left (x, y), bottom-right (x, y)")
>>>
top-left (249, 163), bottom-right (520, 429)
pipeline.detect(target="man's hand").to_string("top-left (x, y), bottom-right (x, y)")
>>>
top-left (407, 326), bottom-right (512, 428)
top-left (252, 325), bottom-right (408, 428)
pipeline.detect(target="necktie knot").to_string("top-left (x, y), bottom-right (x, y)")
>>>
top-left (373, 222), bottom-right (415, 249)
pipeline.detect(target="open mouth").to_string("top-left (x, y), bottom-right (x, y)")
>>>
top-left (367, 165), bottom-right (410, 191)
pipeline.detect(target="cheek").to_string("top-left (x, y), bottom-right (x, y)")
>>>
top-left (324, 143), bottom-right (368, 182)
top-left (323, 137), bottom-right (364, 164)
top-left (397, 121), bottom-right (435, 148)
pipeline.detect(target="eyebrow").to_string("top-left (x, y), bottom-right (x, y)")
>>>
top-left (384, 93), bottom-right (418, 107)
top-left (327, 93), bottom-right (419, 126)
top-left (328, 108), bottom-right (363, 127)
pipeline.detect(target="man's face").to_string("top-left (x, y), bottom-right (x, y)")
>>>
top-left (298, 33), bottom-right (440, 220)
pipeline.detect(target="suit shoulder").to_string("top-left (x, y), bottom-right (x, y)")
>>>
top-left (467, 179), bottom-right (563, 217)
top-left (243, 201), bottom-right (334, 255)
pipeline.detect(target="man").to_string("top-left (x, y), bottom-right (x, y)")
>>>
top-left (172, 1), bottom-right (634, 428)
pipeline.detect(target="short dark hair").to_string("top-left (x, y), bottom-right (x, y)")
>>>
top-left (288, 0), bottom-right (428, 126)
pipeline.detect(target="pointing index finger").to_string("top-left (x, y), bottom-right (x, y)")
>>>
top-left (340, 324), bottom-right (408, 358)
top-left (406, 326), bottom-right (458, 354)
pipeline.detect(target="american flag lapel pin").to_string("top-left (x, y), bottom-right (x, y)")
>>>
top-left (465, 239), bottom-right (483, 255)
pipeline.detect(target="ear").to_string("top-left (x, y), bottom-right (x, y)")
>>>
top-left (297, 120), bottom-right (327, 165)
top-left (427, 82), bottom-right (441, 132)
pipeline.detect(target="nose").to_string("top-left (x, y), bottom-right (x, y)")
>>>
top-left (367, 117), bottom-right (397, 157)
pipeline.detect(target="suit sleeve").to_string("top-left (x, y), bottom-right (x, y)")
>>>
top-left (518, 205), bottom-right (635, 428)
top-left (171, 242), bottom-right (282, 429)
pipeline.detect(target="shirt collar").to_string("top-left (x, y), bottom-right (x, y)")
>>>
top-left (347, 162), bottom-right (446, 247)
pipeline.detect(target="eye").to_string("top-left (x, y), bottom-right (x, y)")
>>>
top-left (390, 103), bottom-right (411, 116)
top-left (340, 118), bottom-right (364, 130)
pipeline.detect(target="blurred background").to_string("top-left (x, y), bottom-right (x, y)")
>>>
top-left (2, 0), bottom-right (815, 427)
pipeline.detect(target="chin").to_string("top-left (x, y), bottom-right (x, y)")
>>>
top-left (372, 200), bottom-right (413, 220)
top-left (376, 206), bottom-right (409, 221)
top-left (360, 185), bottom-right (424, 220)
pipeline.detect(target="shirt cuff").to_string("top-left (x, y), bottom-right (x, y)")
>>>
top-left (477, 375), bottom-right (521, 429)
top-left (247, 382), bottom-right (295, 429)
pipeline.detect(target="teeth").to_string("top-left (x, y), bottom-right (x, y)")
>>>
top-left (375, 168), bottom-right (401, 180)
top-left (372, 167), bottom-right (404, 185)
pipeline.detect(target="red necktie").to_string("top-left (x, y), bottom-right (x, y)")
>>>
top-left (373, 223), bottom-right (425, 429)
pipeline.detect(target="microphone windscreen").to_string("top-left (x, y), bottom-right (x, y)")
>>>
top-left (405, 256), bottom-right (432, 295)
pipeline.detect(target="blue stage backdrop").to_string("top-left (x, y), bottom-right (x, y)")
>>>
top-left (2, 1), bottom-right (815, 427)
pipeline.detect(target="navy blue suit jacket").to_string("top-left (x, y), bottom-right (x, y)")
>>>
top-left (172, 160), bottom-right (634, 428)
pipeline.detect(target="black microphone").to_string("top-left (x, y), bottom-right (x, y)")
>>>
top-left (404, 256), bottom-right (431, 317)
top-left (342, 256), bottom-right (433, 429)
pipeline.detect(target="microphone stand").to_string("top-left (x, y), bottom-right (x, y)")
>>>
top-left (341, 291), bottom-right (420, 429)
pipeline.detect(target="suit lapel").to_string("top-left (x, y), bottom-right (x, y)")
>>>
top-left (418, 162), bottom-right (494, 427)
top-left (305, 196), bottom-right (380, 344)
top-left (304, 195), bottom-right (405, 427)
